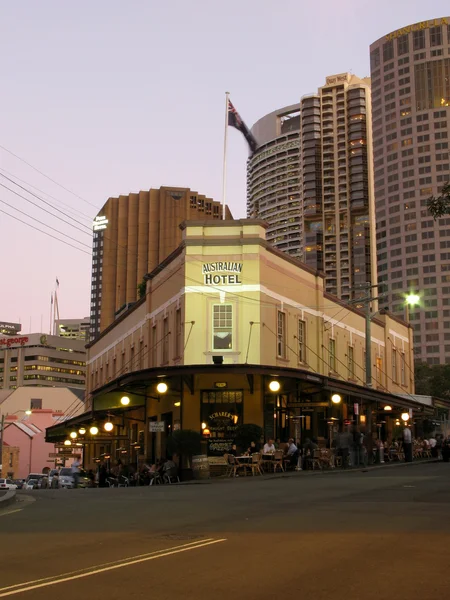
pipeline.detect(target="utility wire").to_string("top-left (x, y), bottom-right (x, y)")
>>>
top-left (0, 197), bottom-right (92, 249)
top-left (0, 167), bottom-right (94, 223)
top-left (0, 207), bottom-right (91, 256)
top-left (0, 178), bottom-right (93, 235)
top-left (0, 144), bottom-right (100, 210)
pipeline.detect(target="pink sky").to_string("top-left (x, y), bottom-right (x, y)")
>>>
top-left (1, 1), bottom-right (447, 332)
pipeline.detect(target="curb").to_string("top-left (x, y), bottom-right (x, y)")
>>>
top-left (0, 489), bottom-right (16, 508)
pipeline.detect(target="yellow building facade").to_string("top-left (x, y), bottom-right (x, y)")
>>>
top-left (48, 221), bottom-right (419, 464)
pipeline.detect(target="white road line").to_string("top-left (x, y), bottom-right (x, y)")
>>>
top-left (0, 538), bottom-right (227, 597)
top-left (0, 509), bottom-right (22, 517)
top-left (0, 539), bottom-right (215, 592)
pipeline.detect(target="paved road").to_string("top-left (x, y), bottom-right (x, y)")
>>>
top-left (1, 464), bottom-right (449, 599)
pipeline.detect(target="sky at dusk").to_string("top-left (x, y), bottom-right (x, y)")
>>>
top-left (1, 0), bottom-right (448, 332)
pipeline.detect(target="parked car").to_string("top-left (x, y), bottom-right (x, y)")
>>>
top-left (13, 479), bottom-right (26, 489)
top-left (24, 479), bottom-right (38, 490)
top-left (58, 467), bottom-right (89, 489)
top-left (26, 473), bottom-right (46, 485)
top-left (0, 478), bottom-right (18, 490)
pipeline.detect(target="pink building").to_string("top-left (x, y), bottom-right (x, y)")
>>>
top-left (3, 409), bottom-right (71, 478)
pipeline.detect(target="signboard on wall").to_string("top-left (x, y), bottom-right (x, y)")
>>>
top-left (149, 421), bottom-right (165, 433)
top-left (206, 411), bottom-right (239, 456)
top-left (202, 262), bottom-right (243, 286)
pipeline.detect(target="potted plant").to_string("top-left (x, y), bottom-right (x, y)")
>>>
top-left (234, 423), bottom-right (263, 454)
top-left (166, 429), bottom-right (202, 481)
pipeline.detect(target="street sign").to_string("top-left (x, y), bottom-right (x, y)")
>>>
top-left (149, 421), bottom-right (165, 433)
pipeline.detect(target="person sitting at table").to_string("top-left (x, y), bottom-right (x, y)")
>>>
top-left (263, 439), bottom-right (276, 454)
top-left (302, 438), bottom-right (318, 469)
top-left (247, 441), bottom-right (260, 454)
top-left (285, 438), bottom-right (299, 467)
top-left (229, 444), bottom-right (238, 457)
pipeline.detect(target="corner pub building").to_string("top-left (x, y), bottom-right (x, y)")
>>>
top-left (47, 221), bottom-right (424, 466)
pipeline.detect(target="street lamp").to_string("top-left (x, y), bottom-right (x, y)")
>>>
top-left (79, 427), bottom-right (86, 435)
top-left (120, 396), bottom-right (130, 406)
top-left (269, 380), bottom-right (281, 392)
top-left (104, 421), bottom-right (114, 432)
top-left (406, 293), bottom-right (420, 306)
top-left (401, 412), bottom-right (410, 422)
top-left (331, 394), bottom-right (342, 404)
top-left (89, 425), bottom-right (99, 435)
top-left (69, 431), bottom-right (77, 439)
top-left (156, 382), bottom-right (168, 394)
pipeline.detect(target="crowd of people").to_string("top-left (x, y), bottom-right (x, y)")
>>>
top-left (96, 457), bottom-right (178, 487)
top-left (230, 426), bottom-right (450, 471)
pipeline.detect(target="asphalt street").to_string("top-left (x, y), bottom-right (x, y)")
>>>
top-left (1, 463), bottom-right (449, 599)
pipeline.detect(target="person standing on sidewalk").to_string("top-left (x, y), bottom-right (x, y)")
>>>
top-left (403, 427), bottom-right (413, 462)
top-left (71, 455), bottom-right (81, 488)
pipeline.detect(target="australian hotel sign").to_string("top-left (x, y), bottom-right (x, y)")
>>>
top-left (202, 262), bottom-right (243, 285)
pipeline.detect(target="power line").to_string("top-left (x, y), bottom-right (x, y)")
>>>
top-left (0, 207), bottom-right (91, 256)
top-left (0, 197), bottom-right (92, 250)
top-left (0, 144), bottom-right (100, 210)
top-left (0, 167), bottom-right (94, 223)
top-left (0, 177), bottom-right (93, 235)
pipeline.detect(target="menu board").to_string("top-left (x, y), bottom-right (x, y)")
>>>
top-left (207, 411), bottom-right (238, 456)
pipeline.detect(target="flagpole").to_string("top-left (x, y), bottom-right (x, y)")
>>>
top-left (222, 91), bottom-right (230, 221)
top-left (49, 293), bottom-right (53, 335)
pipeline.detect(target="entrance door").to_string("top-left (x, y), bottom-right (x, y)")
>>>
top-left (161, 411), bottom-right (173, 458)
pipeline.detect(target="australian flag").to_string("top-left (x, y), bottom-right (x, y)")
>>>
top-left (228, 100), bottom-right (258, 154)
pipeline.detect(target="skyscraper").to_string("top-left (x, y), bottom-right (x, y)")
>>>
top-left (370, 17), bottom-right (450, 364)
top-left (247, 73), bottom-right (377, 302)
top-left (90, 186), bottom-right (231, 339)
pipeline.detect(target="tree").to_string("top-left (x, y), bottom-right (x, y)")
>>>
top-left (427, 182), bottom-right (450, 219)
top-left (137, 279), bottom-right (146, 299)
top-left (415, 362), bottom-right (450, 398)
top-left (166, 429), bottom-right (202, 465)
top-left (234, 423), bottom-right (263, 452)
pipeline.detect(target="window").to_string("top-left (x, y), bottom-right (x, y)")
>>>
top-left (277, 311), bottom-right (286, 358)
top-left (376, 356), bottom-right (383, 386)
top-left (401, 352), bottom-right (407, 386)
top-left (139, 339), bottom-right (143, 370)
top-left (413, 30), bottom-right (425, 51)
top-left (130, 346), bottom-right (135, 371)
top-left (213, 305), bottom-right (233, 350)
top-left (429, 25), bottom-right (442, 47)
top-left (347, 346), bottom-right (355, 379)
top-left (297, 319), bottom-right (306, 363)
top-left (162, 318), bottom-right (169, 363)
top-left (397, 34), bottom-right (409, 56)
top-left (152, 325), bottom-right (157, 366)
top-left (329, 338), bottom-right (336, 372)
top-left (30, 398), bottom-right (42, 410)
top-left (392, 348), bottom-right (398, 383)
top-left (175, 309), bottom-right (182, 357)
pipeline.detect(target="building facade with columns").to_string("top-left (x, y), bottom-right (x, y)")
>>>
top-left (47, 220), bottom-right (420, 465)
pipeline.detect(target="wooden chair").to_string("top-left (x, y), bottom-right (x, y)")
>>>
top-left (249, 453), bottom-right (264, 476)
top-left (309, 449), bottom-right (322, 470)
top-left (223, 454), bottom-right (233, 477)
top-left (273, 450), bottom-right (284, 473)
top-left (227, 455), bottom-right (242, 477)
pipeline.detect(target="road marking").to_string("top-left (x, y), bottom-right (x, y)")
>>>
top-left (0, 538), bottom-right (227, 597)
top-left (0, 509), bottom-right (22, 517)
top-left (0, 538), bottom-right (213, 592)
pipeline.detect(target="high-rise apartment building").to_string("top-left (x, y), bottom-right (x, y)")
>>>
top-left (90, 186), bottom-right (231, 339)
top-left (247, 73), bottom-right (377, 302)
top-left (370, 17), bottom-right (450, 364)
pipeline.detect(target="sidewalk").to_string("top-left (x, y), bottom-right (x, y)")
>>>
top-left (182, 457), bottom-right (440, 485)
